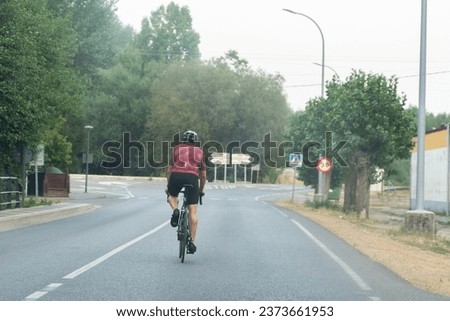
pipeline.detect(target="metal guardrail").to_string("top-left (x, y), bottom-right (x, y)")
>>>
top-left (0, 177), bottom-right (22, 210)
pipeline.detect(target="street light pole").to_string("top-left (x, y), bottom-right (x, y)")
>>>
top-left (283, 9), bottom-right (325, 97)
top-left (405, 0), bottom-right (435, 234)
top-left (415, 0), bottom-right (427, 211)
top-left (84, 125), bottom-right (93, 193)
top-left (284, 8), bottom-right (326, 200)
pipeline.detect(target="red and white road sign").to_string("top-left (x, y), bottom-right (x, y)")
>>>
top-left (316, 157), bottom-right (333, 173)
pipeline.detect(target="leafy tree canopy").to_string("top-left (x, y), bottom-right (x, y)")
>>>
top-left (286, 70), bottom-right (415, 215)
top-left (0, 0), bottom-right (80, 172)
top-left (147, 55), bottom-right (291, 146)
top-left (135, 2), bottom-right (200, 64)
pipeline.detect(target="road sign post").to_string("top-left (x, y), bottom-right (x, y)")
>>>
top-left (289, 153), bottom-right (303, 201)
top-left (316, 157), bottom-right (333, 202)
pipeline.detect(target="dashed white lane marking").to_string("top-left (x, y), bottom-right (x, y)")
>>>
top-left (208, 197), bottom-right (241, 201)
top-left (26, 283), bottom-right (62, 301)
top-left (63, 221), bottom-right (169, 279)
top-left (206, 185), bottom-right (237, 190)
top-left (25, 291), bottom-right (47, 301)
top-left (24, 222), bottom-right (168, 300)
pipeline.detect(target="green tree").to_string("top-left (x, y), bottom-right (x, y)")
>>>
top-left (149, 55), bottom-right (290, 142)
top-left (0, 0), bottom-right (81, 174)
top-left (285, 101), bottom-right (344, 193)
top-left (286, 70), bottom-right (415, 217)
top-left (82, 47), bottom-right (164, 175)
top-left (51, 0), bottom-right (135, 172)
top-left (147, 56), bottom-right (291, 180)
top-left (135, 2), bottom-right (200, 64)
top-left (330, 71), bottom-right (415, 216)
top-left (57, 0), bottom-right (124, 76)
top-left (426, 111), bottom-right (450, 131)
top-left (43, 117), bottom-right (73, 169)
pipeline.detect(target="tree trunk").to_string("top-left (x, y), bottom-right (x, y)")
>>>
top-left (355, 163), bottom-right (369, 217)
top-left (364, 177), bottom-right (371, 218)
top-left (343, 152), bottom-right (371, 217)
top-left (343, 167), bottom-right (357, 212)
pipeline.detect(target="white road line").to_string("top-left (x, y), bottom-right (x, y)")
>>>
top-left (122, 186), bottom-right (135, 199)
top-left (254, 192), bottom-right (289, 201)
top-left (43, 283), bottom-right (63, 291)
top-left (63, 221), bottom-right (169, 279)
top-left (264, 202), bottom-right (289, 217)
top-left (290, 219), bottom-right (372, 292)
top-left (263, 204), bottom-right (372, 292)
top-left (25, 283), bottom-right (62, 301)
top-left (25, 291), bottom-right (47, 301)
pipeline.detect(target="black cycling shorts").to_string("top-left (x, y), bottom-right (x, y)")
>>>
top-left (167, 172), bottom-right (199, 205)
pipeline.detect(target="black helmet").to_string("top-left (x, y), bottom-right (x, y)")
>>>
top-left (181, 130), bottom-right (198, 143)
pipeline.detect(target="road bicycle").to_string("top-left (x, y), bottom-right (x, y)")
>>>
top-left (177, 184), bottom-right (202, 263)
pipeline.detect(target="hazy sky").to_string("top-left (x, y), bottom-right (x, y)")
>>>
top-left (116, 0), bottom-right (450, 115)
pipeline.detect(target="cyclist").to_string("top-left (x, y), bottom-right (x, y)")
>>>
top-left (166, 130), bottom-right (206, 254)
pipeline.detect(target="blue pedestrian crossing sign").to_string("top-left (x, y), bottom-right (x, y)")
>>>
top-left (289, 153), bottom-right (303, 167)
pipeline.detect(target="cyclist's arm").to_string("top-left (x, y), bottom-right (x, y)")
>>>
top-left (166, 168), bottom-right (171, 183)
top-left (199, 155), bottom-right (206, 194)
top-left (199, 168), bottom-right (206, 193)
top-left (166, 149), bottom-right (174, 189)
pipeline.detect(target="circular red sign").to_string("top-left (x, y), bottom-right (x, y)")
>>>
top-left (316, 157), bottom-right (333, 173)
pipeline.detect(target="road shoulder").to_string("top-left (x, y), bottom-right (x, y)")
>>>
top-left (0, 203), bottom-right (99, 232)
top-left (276, 200), bottom-right (450, 298)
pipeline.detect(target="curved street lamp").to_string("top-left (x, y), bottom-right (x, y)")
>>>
top-left (283, 8), bottom-right (325, 98)
top-left (313, 62), bottom-right (338, 79)
top-left (284, 8), bottom-right (327, 201)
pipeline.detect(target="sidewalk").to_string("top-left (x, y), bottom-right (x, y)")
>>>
top-left (0, 202), bottom-right (98, 233)
top-left (0, 174), bottom-right (155, 232)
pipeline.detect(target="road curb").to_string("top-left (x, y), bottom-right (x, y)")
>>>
top-left (0, 203), bottom-right (99, 232)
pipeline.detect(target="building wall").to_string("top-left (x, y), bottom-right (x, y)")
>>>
top-left (410, 127), bottom-right (449, 214)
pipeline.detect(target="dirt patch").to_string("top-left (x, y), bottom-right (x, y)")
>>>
top-left (276, 168), bottom-right (303, 185)
top-left (277, 200), bottom-right (450, 297)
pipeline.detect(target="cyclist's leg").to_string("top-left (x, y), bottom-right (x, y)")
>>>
top-left (167, 173), bottom-right (183, 226)
top-left (186, 175), bottom-right (200, 244)
top-left (188, 204), bottom-right (199, 242)
top-left (167, 195), bottom-right (178, 211)
top-left (167, 175), bottom-right (178, 207)
top-left (167, 173), bottom-right (184, 206)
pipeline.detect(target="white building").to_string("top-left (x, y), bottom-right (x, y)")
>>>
top-left (410, 125), bottom-right (450, 214)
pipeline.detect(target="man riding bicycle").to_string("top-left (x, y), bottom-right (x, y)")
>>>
top-left (166, 130), bottom-right (206, 254)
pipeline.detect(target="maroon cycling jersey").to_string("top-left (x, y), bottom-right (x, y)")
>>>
top-left (169, 143), bottom-right (204, 177)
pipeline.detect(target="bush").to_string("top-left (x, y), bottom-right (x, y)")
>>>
top-left (305, 199), bottom-right (341, 211)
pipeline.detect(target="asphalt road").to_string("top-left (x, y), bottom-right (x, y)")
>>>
top-left (0, 179), bottom-right (447, 301)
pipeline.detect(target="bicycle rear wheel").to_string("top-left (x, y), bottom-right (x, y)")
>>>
top-left (179, 210), bottom-right (188, 263)
top-left (178, 224), bottom-right (183, 259)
